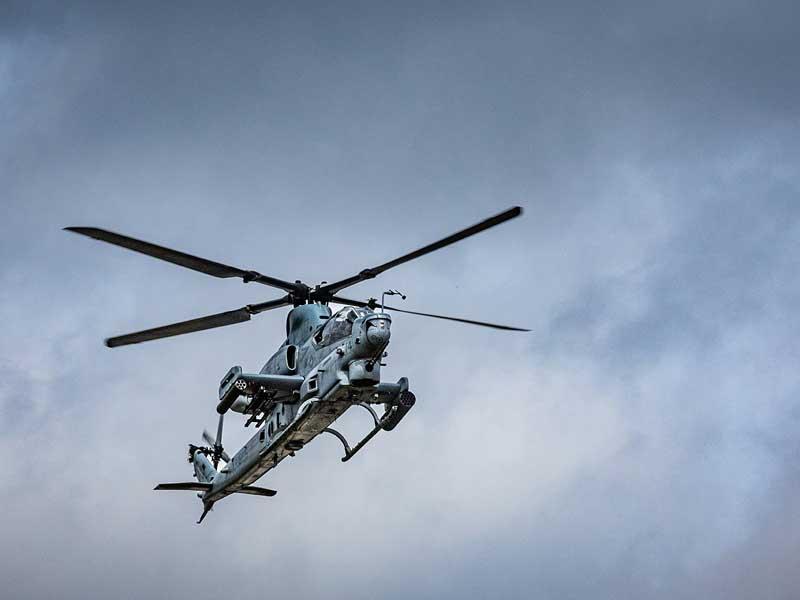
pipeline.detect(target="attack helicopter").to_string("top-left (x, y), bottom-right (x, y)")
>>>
top-left (65, 206), bottom-right (528, 523)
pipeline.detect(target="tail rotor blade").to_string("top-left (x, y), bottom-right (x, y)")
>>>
top-left (202, 429), bottom-right (216, 447)
top-left (215, 413), bottom-right (224, 450)
top-left (202, 424), bottom-right (230, 467)
top-left (213, 414), bottom-right (225, 468)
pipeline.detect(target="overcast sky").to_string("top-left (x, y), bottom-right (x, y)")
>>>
top-left (2, 2), bottom-right (799, 599)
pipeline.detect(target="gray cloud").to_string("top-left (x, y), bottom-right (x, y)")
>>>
top-left (2, 2), bottom-right (799, 599)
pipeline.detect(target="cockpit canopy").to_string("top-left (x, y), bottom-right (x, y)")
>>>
top-left (314, 307), bottom-right (369, 347)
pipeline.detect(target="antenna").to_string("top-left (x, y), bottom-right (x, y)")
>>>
top-left (381, 289), bottom-right (406, 312)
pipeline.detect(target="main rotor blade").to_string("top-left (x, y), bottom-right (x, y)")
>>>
top-left (105, 295), bottom-right (290, 348)
top-left (64, 227), bottom-right (299, 292)
top-left (316, 206), bottom-right (522, 296)
top-left (383, 305), bottom-right (530, 331)
top-left (332, 296), bottom-right (529, 332)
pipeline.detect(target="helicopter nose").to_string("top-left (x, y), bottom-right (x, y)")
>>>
top-left (366, 318), bottom-right (391, 347)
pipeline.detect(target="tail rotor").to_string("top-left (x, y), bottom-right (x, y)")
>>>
top-left (202, 413), bottom-right (230, 468)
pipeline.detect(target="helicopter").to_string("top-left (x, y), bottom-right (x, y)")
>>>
top-left (65, 206), bottom-right (528, 523)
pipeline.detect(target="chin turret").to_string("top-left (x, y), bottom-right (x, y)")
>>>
top-left (365, 314), bottom-right (391, 347)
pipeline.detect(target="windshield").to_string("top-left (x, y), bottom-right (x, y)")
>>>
top-left (315, 308), bottom-right (357, 346)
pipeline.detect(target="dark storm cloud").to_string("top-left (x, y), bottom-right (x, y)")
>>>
top-left (2, 2), bottom-right (800, 599)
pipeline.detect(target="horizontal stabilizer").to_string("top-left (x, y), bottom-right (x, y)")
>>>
top-left (154, 482), bottom-right (276, 497)
top-left (154, 482), bottom-right (212, 492)
top-left (235, 486), bottom-right (277, 497)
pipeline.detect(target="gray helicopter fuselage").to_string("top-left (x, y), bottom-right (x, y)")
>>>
top-left (200, 303), bottom-right (398, 504)
top-left (66, 207), bottom-right (525, 523)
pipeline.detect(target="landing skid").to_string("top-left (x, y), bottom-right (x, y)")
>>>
top-left (323, 403), bottom-right (382, 462)
top-left (323, 387), bottom-right (417, 462)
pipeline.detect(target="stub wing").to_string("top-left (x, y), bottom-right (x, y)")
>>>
top-left (217, 367), bottom-right (303, 414)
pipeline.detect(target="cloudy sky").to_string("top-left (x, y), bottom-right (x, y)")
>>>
top-left (2, 2), bottom-right (799, 598)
